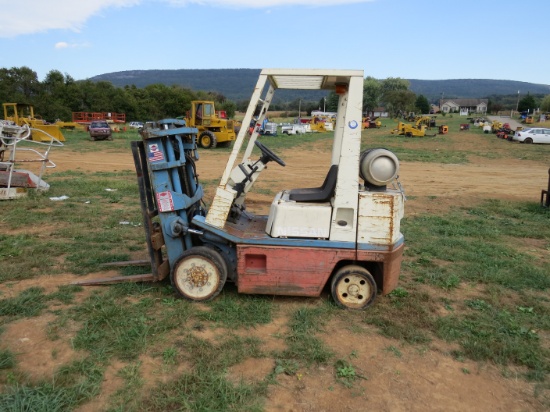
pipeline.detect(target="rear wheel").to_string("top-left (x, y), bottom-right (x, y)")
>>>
top-left (199, 131), bottom-right (217, 149)
top-left (171, 246), bottom-right (227, 301)
top-left (331, 265), bottom-right (377, 310)
top-left (524, 138), bottom-right (533, 144)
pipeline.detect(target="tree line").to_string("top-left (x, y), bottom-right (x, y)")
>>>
top-left (0, 67), bottom-right (432, 122)
top-left (2, 67), bottom-right (548, 123)
top-left (0, 66), bottom-right (237, 123)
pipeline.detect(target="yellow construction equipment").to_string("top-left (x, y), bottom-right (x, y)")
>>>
top-left (309, 115), bottom-right (334, 132)
top-left (2, 103), bottom-right (65, 142)
top-left (54, 120), bottom-right (86, 131)
top-left (491, 120), bottom-right (503, 133)
top-left (523, 115), bottom-right (534, 124)
top-left (184, 101), bottom-right (236, 149)
top-left (391, 116), bottom-right (438, 137)
top-left (362, 117), bottom-right (383, 129)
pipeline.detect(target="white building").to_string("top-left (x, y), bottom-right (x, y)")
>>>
top-left (440, 99), bottom-right (488, 114)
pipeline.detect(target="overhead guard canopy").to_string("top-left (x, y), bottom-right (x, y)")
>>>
top-left (262, 69), bottom-right (364, 91)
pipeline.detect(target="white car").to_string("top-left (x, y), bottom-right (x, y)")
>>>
top-left (513, 128), bottom-right (550, 144)
top-left (128, 121), bottom-right (144, 129)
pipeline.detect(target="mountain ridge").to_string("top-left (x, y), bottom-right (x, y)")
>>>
top-left (89, 69), bottom-right (550, 102)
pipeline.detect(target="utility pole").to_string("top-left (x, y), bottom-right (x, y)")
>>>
top-left (515, 90), bottom-right (520, 115)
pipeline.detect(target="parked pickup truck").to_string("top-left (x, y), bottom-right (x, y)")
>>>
top-left (281, 123), bottom-right (308, 135)
top-left (88, 121), bottom-right (113, 141)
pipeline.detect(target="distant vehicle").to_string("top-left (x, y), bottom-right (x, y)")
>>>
top-left (512, 128), bottom-right (550, 144)
top-left (129, 121), bottom-right (144, 129)
top-left (260, 120), bottom-right (278, 136)
top-left (281, 123), bottom-right (307, 135)
top-left (89, 121), bottom-right (113, 141)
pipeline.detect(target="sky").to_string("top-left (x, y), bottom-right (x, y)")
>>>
top-left (1, 0), bottom-right (549, 86)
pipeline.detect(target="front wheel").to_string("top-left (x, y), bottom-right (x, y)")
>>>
top-left (331, 265), bottom-right (377, 310)
top-left (171, 246), bottom-right (227, 301)
top-left (199, 131), bottom-right (217, 149)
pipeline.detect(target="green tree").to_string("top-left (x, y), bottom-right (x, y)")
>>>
top-left (415, 94), bottom-right (430, 114)
top-left (487, 99), bottom-right (504, 114)
top-left (540, 95), bottom-right (550, 112)
top-left (0, 66), bottom-right (40, 103)
top-left (379, 77), bottom-right (413, 116)
top-left (326, 92), bottom-right (339, 112)
top-left (518, 93), bottom-right (537, 113)
top-left (380, 77), bottom-right (410, 93)
top-left (219, 100), bottom-right (236, 118)
top-left (363, 76), bottom-right (382, 112)
top-left (383, 90), bottom-right (416, 117)
top-left (36, 70), bottom-right (74, 121)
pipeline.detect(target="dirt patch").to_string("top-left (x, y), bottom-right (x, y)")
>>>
top-left (265, 320), bottom-right (541, 412)
top-left (1, 314), bottom-right (82, 382)
top-left (227, 358), bottom-right (275, 385)
top-left (75, 360), bottom-right (126, 412)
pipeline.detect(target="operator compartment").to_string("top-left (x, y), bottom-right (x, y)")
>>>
top-left (266, 191), bottom-right (332, 239)
top-left (266, 164), bottom-right (338, 239)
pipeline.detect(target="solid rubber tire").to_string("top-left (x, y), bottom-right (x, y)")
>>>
top-left (171, 246), bottom-right (227, 302)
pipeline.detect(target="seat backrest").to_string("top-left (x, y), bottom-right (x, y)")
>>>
top-left (288, 164), bottom-right (338, 203)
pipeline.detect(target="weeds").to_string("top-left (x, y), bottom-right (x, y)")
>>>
top-left (108, 361), bottom-right (145, 411)
top-left (404, 201), bottom-right (550, 291)
top-left (70, 285), bottom-right (193, 361)
top-left (280, 305), bottom-right (335, 365)
top-left (437, 299), bottom-right (549, 381)
top-left (0, 287), bottom-right (48, 318)
top-left (195, 292), bottom-right (273, 328)
top-left (0, 349), bottom-right (15, 369)
top-left (142, 369), bottom-right (266, 412)
top-left (0, 357), bottom-right (103, 412)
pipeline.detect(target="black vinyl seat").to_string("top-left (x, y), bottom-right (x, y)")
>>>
top-left (288, 164), bottom-right (338, 203)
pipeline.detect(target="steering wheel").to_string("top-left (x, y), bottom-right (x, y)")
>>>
top-left (255, 140), bottom-right (286, 167)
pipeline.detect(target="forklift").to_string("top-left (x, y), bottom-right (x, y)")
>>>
top-left (88, 69), bottom-right (406, 310)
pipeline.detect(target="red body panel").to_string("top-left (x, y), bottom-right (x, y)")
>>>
top-left (237, 245), bottom-right (355, 296)
top-left (357, 242), bottom-right (403, 294)
top-left (236, 242), bottom-right (404, 297)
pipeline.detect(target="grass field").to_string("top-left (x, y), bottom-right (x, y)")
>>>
top-left (0, 114), bottom-right (549, 411)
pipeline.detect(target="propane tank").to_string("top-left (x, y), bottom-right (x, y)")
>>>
top-left (359, 148), bottom-right (399, 189)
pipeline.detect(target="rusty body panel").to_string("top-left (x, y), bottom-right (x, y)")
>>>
top-left (236, 241), bottom-right (403, 297)
top-left (357, 190), bottom-right (403, 246)
top-left (193, 213), bottom-right (404, 298)
top-left (357, 242), bottom-right (403, 295)
top-left (236, 246), bottom-right (355, 296)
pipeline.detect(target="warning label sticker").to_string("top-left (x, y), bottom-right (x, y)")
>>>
top-left (156, 191), bottom-right (174, 212)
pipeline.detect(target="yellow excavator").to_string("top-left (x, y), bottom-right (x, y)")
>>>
top-left (2, 103), bottom-right (65, 142)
